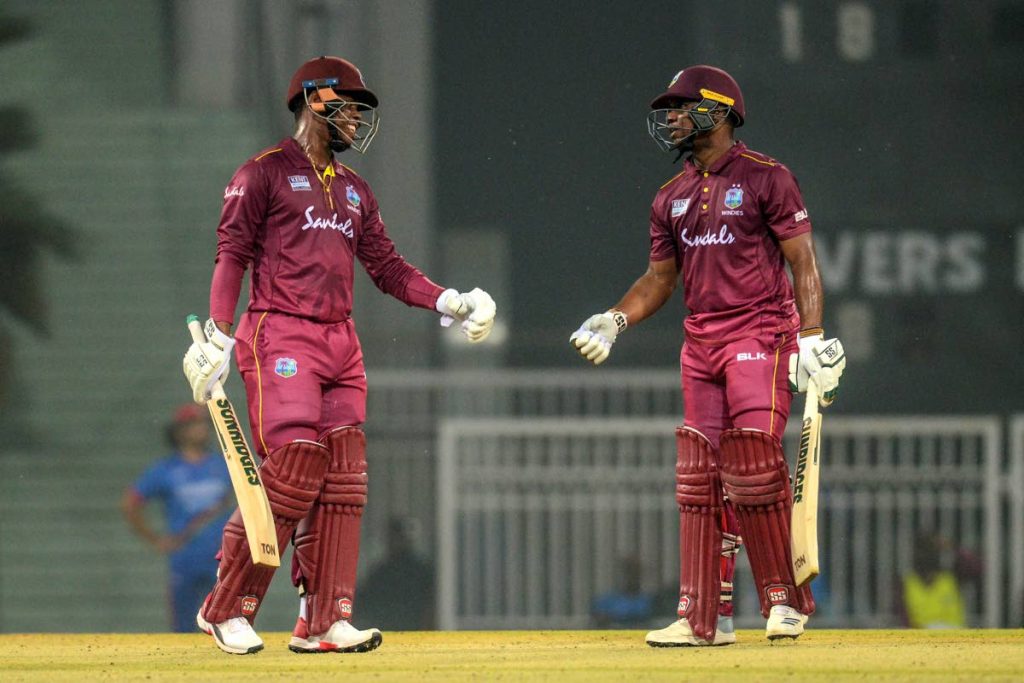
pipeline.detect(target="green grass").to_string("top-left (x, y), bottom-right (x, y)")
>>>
top-left (2, 630), bottom-right (1022, 681)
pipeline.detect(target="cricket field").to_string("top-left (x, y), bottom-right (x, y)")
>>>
top-left (1, 629), bottom-right (1022, 681)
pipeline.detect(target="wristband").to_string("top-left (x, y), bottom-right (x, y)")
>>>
top-left (798, 326), bottom-right (823, 339)
top-left (607, 309), bottom-right (628, 334)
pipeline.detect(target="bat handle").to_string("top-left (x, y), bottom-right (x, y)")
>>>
top-left (186, 314), bottom-right (206, 344)
top-left (186, 314), bottom-right (228, 401)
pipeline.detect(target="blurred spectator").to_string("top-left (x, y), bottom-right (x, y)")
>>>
top-left (899, 532), bottom-right (979, 629)
top-left (591, 556), bottom-right (656, 628)
top-left (121, 404), bottom-right (233, 632)
top-left (356, 517), bottom-right (435, 630)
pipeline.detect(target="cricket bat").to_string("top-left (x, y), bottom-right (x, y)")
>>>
top-left (187, 315), bottom-right (280, 568)
top-left (790, 377), bottom-right (822, 586)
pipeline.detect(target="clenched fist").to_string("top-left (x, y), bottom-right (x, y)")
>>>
top-left (436, 288), bottom-right (497, 343)
top-left (569, 311), bottom-right (627, 366)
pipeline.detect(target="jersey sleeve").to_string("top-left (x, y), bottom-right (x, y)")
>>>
top-left (648, 200), bottom-right (678, 264)
top-left (210, 161), bottom-right (270, 323)
top-left (132, 460), bottom-right (169, 501)
top-left (355, 185), bottom-right (444, 310)
top-left (761, 165), bottom-right (812, 241)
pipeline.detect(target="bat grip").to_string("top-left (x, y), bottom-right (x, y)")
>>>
top-left (187, 317), bottom-right (206, 344)
top-left (804, 377), bottom-right (820, 419)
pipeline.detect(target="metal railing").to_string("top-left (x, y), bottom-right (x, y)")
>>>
top-left (436, 415), bottom-right (1016, 629)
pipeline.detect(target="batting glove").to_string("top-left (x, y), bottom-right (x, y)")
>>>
top-left (570, 310), bottom-right (627, 366)
top-left (788, 330), bottom-right (846, 407)
top-left (183, 318), bottom-right (236, 403)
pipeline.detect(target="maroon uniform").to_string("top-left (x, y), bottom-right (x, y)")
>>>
top-left (651, 143), bottom-right (816, 640)
top-left (649, 141), bottom-right (811, 445)
top-left (211, 137), bottom-right (442, 450)
top-left (201, 139), bottom-right (442, 637)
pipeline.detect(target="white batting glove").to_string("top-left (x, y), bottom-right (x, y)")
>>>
top-left (183, 318), bottom-right (236, 403)
top-left (436, 288), bottom-right (497, 343)
top-left (569, 311), bottom-right (627, 366)
top-left (788, 330), bottom-right (846, 407)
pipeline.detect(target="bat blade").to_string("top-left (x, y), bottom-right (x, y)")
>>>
top-left (791, 379), bottom-right (822, 586)
top-left (205, 395), bottom-right (280, 568)
top-left (187, 315), bottom-right (280, 568)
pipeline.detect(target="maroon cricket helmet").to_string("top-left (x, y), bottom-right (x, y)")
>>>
top-left (286, 56), bottom-right (378, 111)
top-left (649, 65), bottom-right (745, 126)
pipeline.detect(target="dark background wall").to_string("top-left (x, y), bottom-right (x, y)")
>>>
top-left (435, 0), bottom-right (1024, 413)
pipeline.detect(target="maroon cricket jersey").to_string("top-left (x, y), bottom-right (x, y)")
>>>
top-left (210, 137), bottom-right (442, 324)
top-left (649, 142), bottom-right (811, 343)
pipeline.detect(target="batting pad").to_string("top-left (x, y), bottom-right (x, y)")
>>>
top-left (674, 427), bottom-right (724, 642)
top-left (293, 427), bottom-right (369, 635)
top-left (203, 440), bottom-right (330, 625)
top-left (719, 429), bottom-right (814, 617)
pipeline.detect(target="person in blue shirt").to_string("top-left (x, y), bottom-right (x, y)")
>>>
top-left (122, 404), bottom-right (233, 632)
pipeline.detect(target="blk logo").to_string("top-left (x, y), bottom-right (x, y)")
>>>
top-left (737, 352), bottom-right (768, 362)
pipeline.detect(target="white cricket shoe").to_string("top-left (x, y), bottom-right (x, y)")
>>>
top-left (645, 615), bottom-right (736, 647)
top-left (766, 604), bottom-right (809, 641)
top-left (289, 617), bottom-right (383, 654)
top-left (196, 610), bottom-right (264, 655)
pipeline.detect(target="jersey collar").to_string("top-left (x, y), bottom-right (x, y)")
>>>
top-left (686, 140), bottom-right (747, 176)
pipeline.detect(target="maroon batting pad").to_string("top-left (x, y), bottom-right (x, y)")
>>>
top-left (293, 426), bottom-right (369, 636)
top-left (675, 427), bottom-right (724, 642)
top-left (203, 440), bottom-right (329, 624)
top-left (719, 428), bottom-right (814, 617)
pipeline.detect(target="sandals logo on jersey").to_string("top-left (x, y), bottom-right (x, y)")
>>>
top-left (289, 175), bottom-right (312, 191)
top-left (223, 185), bottom-right (245, 199)
top-left (671, 198), bottom-right (690, 217)
top-left (274, 357), bottom-right (298, 378)
top-left (240, 596), bottom-right (259, 616)
top-left (766, 585), bottom-right (790, 605)
top-left (677, 595), bottom-right (692, 616)
top-left (681, 224), bottom-right (736, 248)
top-left (724, 185), bottom-right (744, 209)
top-left (301, 206), bottom-right (354, 237)
top-left (338, 597), bottom-right (353, 619)
top-left (346, 185), bottom-right (361, 209)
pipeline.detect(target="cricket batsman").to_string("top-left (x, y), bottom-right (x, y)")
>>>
top-left (570, 65), bottom-right (845, 645)
top-left (182, 56), bottom-right (497, 655)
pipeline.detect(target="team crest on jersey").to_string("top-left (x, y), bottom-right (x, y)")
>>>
top-left (346, 185), bottom-right (361, 208)
top-left (724, 186), bottom-right (743, 209)
top-left (671, 198), bottom-right (690, 217)
top-left (289, 175), bottom-right (312, 191)
top-left (274, 358), bottom-right (298, 378)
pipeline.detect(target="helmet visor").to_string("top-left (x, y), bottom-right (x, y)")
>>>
top-left (305, 86), bottom-right (380, 154)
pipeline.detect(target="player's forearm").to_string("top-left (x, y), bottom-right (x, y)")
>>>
top-left (613, 267), bottom-right (677, 326)
top-left (121, 494), bottom-right (161, 546)
top-left (209, 256), bottom-right (247, 329)
top-left (790, 257), bottom-right (823, 331)
top-left (781, 234), bottom-right (824, 331)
